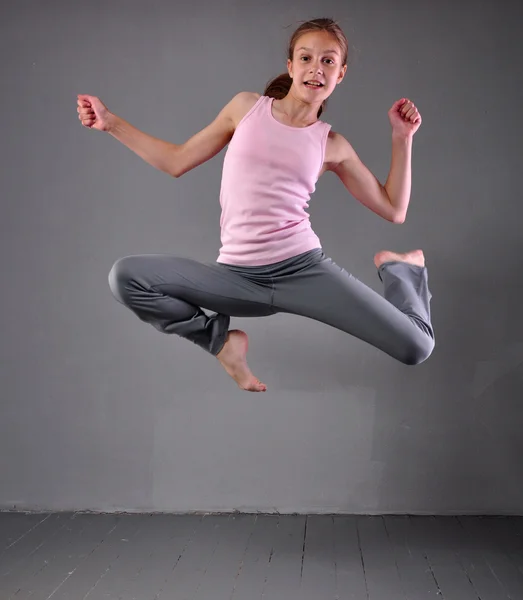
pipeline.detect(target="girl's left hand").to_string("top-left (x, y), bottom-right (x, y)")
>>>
top-left (388, 98), bottom-right (422, 137)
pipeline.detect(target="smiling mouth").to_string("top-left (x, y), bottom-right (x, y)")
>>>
top-left (304, 81), bottom-right (324, 89)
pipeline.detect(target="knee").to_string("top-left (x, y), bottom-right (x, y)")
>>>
top-left (108, 257), bottom-right (133, 304)
top-left (403, 336), bottom-right (435, 366)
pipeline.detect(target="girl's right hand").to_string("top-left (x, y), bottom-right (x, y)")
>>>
top-left (77, 94), bottom-right (112, 131)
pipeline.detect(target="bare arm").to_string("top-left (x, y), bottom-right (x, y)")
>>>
top-left (78, 93), bottom-right (247, 178)
top-left (109, 99), bottom-right (240, 178)
top-left (106, 116), bottom-right (181, 176)
top-left (383, 133), bottom-right (413, 221)
top-left (326, 99), bottom-right (420, 224)
top-left (328, 132), bottom-right (402, 223)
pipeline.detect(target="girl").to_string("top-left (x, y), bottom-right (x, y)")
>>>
top-left (77, 18), bottom-right (434, 392)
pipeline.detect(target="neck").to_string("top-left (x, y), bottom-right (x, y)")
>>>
top-left (276, 90), bottom-right (322, 126)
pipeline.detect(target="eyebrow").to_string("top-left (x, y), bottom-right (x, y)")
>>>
top-left (297, 46), bottom-right (340, 55)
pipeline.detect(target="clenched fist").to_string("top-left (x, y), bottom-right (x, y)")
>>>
top-left (77, 94), bottom-right (112, 132)
top-left (388, 98), bottom-right (422, 138)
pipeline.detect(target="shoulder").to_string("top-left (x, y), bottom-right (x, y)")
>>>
top-left (324, 129), bottom-right (357, 171)
top-left (232, 91), bottom-right (262, 104)
top-left (227, 91), bottom-right (262, 128)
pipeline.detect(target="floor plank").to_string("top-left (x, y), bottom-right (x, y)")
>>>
top-left (0, 512), bottom-right (521, 600)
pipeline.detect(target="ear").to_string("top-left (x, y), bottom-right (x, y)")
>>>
top-left (287, 58), bottom-right (293, 79)
top-left (337, 64), bottom-right (348, 84)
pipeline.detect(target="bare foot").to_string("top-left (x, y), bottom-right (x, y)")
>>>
top-left (216, 330), bottom-right (267, 392)
top-left (373, 249), bottom-right (425, 269)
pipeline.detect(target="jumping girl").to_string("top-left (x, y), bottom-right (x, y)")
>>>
top-left (77, 18), bottom-right (434, 392)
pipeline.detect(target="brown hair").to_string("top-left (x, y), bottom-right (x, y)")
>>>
top-left (264, 18), bottom-right (349, 118)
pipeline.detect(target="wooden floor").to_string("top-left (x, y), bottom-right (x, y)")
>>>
top-left (0, 512), bottom-right (522, 599)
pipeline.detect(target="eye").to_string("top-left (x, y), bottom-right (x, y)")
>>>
top-left (299, 56), bottom-right (334, 64)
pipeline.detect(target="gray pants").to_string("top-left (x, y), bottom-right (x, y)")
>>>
top-left (108, 248), bottom-right (434, 365)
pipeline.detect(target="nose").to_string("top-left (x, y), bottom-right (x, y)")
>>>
top-left (309, 59), bottom-right (323, 74)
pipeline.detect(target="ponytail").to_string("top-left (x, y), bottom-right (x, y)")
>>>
top-left (264, 72), bottom-right (293, 100)
top-left (263, 72), bottom-right (327, 118)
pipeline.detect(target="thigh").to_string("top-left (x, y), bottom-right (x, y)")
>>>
top-left (113, 254), bottom-right (275, 318)
top-left (272, 256), bottom-right (424, 356)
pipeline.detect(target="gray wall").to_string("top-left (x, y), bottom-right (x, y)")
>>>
top-left (1, 0), bottom-right (522, 515)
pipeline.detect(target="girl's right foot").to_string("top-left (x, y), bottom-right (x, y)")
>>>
top-left (216, 330), bottom-right (267, 392)
top-left (374, 249), bottom-right (425, 269)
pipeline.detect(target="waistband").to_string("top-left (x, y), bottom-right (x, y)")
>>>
top-left (217, 248), bottom-right (325, 278)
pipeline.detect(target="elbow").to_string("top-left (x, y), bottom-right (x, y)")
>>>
top-left (391, 213), bottom-right (406, 224)
top-left (169, 145), bottom-right (185, 178)
top-left (381, 189), bottom-right (405, 223)
top-left (169, 159), bottom-right (183, 178)
top-left (388, 205), bottom-right (406, 224)
top-left (170, 164), bottom-right (186, 178)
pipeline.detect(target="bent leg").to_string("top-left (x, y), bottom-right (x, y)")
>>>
top-left (108, 254), bottom-right (274, 355)
top-left (272, 256), bottom-right (435, 365)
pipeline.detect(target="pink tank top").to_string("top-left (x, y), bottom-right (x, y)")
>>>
top-left (216, 95), bottom-right (331, 266)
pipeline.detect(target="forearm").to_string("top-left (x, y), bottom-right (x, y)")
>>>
top-left (384, 133), bottom-right (413, 222)
top-left (106, 114), bottom-right (179, 176)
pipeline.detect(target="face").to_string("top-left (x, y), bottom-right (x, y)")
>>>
top-left (287, 31), bottom-right (347, 99)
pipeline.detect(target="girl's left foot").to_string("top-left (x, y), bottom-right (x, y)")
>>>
top-left (216, 329), bottom-right (267, 392)
top-left (373, 249), bottom-right (425, 269)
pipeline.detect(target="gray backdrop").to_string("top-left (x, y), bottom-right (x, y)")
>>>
top-left (1, 0), bottom-right (522, 515)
